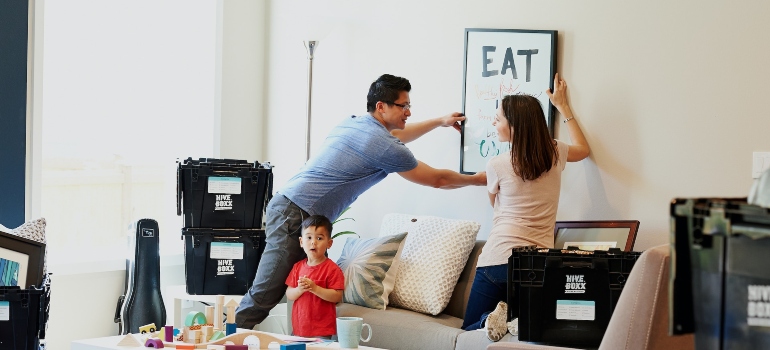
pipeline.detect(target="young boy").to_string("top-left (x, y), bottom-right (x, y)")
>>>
top-left (285, 215), bottom-right (345, 338)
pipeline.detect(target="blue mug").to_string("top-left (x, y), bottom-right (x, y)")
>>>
top-left (336, 317), bottom-right (372, 348)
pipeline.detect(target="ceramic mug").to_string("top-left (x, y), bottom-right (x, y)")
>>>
top-left (336, 316), bottom-right (372, 348)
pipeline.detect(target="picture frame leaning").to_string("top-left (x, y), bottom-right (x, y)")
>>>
top-left (460, 28), bottom-right (557, 174)
top-left (0, 230), bottom-right (46, 288)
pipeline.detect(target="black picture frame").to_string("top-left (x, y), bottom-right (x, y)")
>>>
top-left (460, 28), bottom-right (558, 174)
top-left (553, 220), bottom-right (640, 252)
top-left (0, 230), bottom-right (46, 288)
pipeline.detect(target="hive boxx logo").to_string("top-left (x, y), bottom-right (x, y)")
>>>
top-left (565, 275), bottom-right (586, 294)
top-left (215, 194), bottom-right (233, 211)
top-left (748, 285), bottom-right (770, 326)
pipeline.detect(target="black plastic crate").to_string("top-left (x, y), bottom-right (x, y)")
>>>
top-left (508, 247), bottom-right (641, 347)
top-left (183, 228), bottom-right (266, 295)
top-left (177, 158), bottom-right (273, 229)
top-left (670, 197), bottom-right (770, 350)
top-left (0, 286), bottom-right (47, 350)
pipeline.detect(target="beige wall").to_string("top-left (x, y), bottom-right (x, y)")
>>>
top-left (263, 0), bottom-right (770, 253)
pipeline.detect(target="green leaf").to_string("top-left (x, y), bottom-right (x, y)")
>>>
top-left (332, 207), bottom-right (352, 224)
top-left (333, 217), bottom-right (356, 224)
top-left (331, 231), bottom-right (359, 239)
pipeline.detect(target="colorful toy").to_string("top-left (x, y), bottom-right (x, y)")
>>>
top-left (144, 338), bottom-right (164, 348)
top-left (139, 323), bottom-right (158, 334)
top-left (117, 334), bottom-right (142, 347)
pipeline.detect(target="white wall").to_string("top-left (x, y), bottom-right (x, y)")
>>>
top-left (218, 0), bottom-right (267, 161)
top-left (41, 1), bottom-right (267, 348)
top-left (263, 0), bottom-right (770, 254)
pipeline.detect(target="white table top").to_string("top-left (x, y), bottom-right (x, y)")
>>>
top-left (71, 333), bottom-right (387, 350)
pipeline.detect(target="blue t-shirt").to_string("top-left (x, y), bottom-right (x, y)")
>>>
top-left (280, 114), bottom-right (418, 221)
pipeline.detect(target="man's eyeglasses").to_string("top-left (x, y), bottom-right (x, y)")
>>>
top-left (383, 101), bottom-right (411, 111)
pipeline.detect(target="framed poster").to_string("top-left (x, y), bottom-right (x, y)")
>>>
top-left (0, 230), bottom-right (45, 288)
top-left (460, 28), bottom-right (557, 174)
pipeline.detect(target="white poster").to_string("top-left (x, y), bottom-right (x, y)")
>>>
top-left (461, 29), bottom-right (557, 174)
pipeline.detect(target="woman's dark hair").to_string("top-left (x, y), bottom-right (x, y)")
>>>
top-left (301, 214), bottom-right (333, 237)
top-left (501, 94), bottom-right (559, 181)
top-left (366, 74), bottom-right (411, 112)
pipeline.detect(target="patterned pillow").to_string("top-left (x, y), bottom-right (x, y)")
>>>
top-left (5, 218), bottom-right (48, 284)
top-left (380, 213), bottom-right (480, 315)
top-left (336, 233), bottom-right (408, 310)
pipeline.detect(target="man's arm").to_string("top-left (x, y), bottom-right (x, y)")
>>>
top-left (398, 161), bottom-right (486, 189)
top-left (391, 113), bottom-right (465, 143)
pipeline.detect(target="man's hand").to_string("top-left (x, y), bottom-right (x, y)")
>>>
top-left (440, 112), bottom-right (465, 132)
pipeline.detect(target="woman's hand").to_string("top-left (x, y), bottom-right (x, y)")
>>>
top-left (546, 73), bottom-right (571, 113)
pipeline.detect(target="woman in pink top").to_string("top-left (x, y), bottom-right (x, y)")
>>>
top-left (462, 74), bottom-right (591, 341)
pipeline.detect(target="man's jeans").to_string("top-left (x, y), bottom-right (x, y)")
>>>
top-left (462, 264), bottom-right (510, 331)
top-left (235, 194), bottom-right (308, 329)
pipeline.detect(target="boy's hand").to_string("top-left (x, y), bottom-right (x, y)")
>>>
top-left (298, 276), bottom-right (316, 292)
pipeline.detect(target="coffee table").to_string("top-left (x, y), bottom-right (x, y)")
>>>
top-left (71, 332), bottom-right (387, 349)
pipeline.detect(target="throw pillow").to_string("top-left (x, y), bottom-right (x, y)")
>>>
top-left (5, 218), bottom-right (49, 285)
top-left (336, 232), bottom-right (408, 310)
top-left (380, 213), bottom-right (480, 315)
top-left (10, 218), bottom-right (47, 244)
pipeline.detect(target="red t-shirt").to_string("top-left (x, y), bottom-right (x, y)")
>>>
top-left (285, 258), bottom-right (345, 337)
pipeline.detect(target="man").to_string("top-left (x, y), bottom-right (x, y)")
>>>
top-left (235, 74), bottom-right (486, 328)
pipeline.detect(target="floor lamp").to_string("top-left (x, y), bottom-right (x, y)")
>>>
top-left (304, 40), bottom-right (318, 161)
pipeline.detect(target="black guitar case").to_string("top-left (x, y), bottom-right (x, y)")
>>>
top-left (115, 218), bottom-right (166, 334)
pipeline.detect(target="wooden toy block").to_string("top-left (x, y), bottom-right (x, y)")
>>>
top-left (205, 305), bottom-right (214, 324)
top-left (176, 345), bottom-right (195, 350)
top-left (185, 311), bottom-right (207, 327)
top-left (206, 346), bottom-right (225, 350)
top-left (225, 323), bottom-right (236, 335)
top-left (209, 330), bottom-right (226, 341)
top-left (279, 343), bottom-right (306, 350)
top-left (164, 326), bottom-right (174, 342)
top-left (139, 323), bottom-right (158, 334)
top-left (117, 334), bottom-right (142, 347)
top-left (215, 295), bottom-right (224, 330)
top-left (202, 325), bottom-right (213, 341)
top-left (144, 338), bottom-right (164, 348)
top-left (224, 299), bottom-right (239, 324)
top-left (224, 345), bottom-right (248, 350)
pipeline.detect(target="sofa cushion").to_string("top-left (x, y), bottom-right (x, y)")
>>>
top-left (336, 233), bottom-right (407, 310)
top-left (2, 217), bottom-right (48, 285)
top-left (380, 213), bottom-right (480, 315)
top-left (337, 302), bottom-right (464, 350)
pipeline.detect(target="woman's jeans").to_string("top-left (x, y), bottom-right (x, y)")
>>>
top-left (462, 264), bottom-right (514, 331)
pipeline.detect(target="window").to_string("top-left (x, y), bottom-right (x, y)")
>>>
top-left (41, 0), bottom-right (218, 264)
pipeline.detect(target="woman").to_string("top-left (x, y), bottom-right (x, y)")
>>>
top-left (462, 73), bottom-right (590, 341)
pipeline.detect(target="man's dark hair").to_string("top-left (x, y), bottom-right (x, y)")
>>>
top-left (301, 214), bottom-right (333, 237)
top-left (366, 74), bottom-right (411, 112)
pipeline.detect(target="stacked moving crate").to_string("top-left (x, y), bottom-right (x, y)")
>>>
top-left (177, 158), bottom-right (273, 295)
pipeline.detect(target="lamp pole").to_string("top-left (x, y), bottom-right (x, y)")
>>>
top-left (304, 40), bottom-right (318, 161)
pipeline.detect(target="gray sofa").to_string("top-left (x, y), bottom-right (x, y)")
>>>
top-left (336, 240), bottom-right (493, 350)
top-left (337, 242), bottom-right (695, 350)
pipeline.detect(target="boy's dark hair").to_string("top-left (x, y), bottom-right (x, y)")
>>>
top-left (366, 74), bottom-right (411, 112)
top-left (301, 215), bottom-right (333, 237)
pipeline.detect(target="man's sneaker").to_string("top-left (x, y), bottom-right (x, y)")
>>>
top-left (484, 301), bottom-right (508, 341)
top-left (507, 318), bottom-right (519, 336)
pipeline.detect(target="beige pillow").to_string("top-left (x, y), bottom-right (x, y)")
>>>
top-left (380, 213), bottom-right (480, 315)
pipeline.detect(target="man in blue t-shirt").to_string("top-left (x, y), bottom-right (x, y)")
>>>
top-left (235, 74), bottom-right (487, 329)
